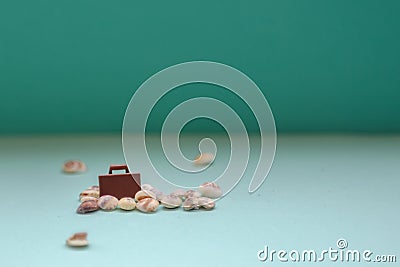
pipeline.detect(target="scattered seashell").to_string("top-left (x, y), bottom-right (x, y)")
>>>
top-left (193, 153), bottom-right (214, 165)
top-left (184, 190), bottom-right (202, 199)
top-left (136, 198), bottom-right (159, 213)
top-left (182, 197), bottom-right (200, 211)
top-left (63, 160), bottom-right (87, 173)
top-left (66, 232), bottom-right (88, 247)
top-left (171, 189), bottom-right (186, 200)
top-left (79, 189), bottom-right (99, 200)
top-left (77, 200), bottom-right (99, 214)
top-left (149, 188), bottom-right (165, 201)
top-left (161, 195), bottom-right (182, 209)
top-left (98, 195), bottom-right (118, 211)
top-left (80, 196), bottom-right (98, 203)
top-left (135, 190), bottom-right (156, 202)
top-left (141, 184), bottom-right (154, 191)
top-left (198, 197), bottom-right (215, 210)
top-left (198, 182), bottom-right (222, 199)
top-left (118, 197), bottom-right (136, 211)
top-left (86, 185), bottom-right (99, 191)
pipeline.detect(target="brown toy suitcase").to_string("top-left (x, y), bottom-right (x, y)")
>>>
top-left (99, 164), bottom-right (141, 199)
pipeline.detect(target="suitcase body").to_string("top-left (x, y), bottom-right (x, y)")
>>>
top-left (99, 164), bottom-right (141, 199)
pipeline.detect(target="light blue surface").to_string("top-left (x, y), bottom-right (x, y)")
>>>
top-left (0, 134), bottom-right (398, 266)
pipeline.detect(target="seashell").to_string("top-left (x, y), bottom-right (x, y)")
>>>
top-left (141, 184), bottom-right (154, 191)
top-left (118, 197), bottom-right (136, 211)
top-left (198, 182), bottom-right (222, 199)
top-left (161, 195), bottom-right (182, 209)
top-left (86, 185), bottom-right (99, 191)
top-left (198, 197), bottom-right (215, 210)
top-left (171, 189), bottom-right (186, 200)
top-left (135, 190), bottom-right (156, 202)
top-left (66, 232), bottom-right (88, 247)
top-left (63, 160), bottom-right (87, 173)
top-left (136, 198), bottom-right (159, 213)
top-left (149, 188), bottom-right (165, 201)
top-left (193, 153), bottom-right (214, 165)
top-left (182, 197), bottom-right (200, 211)
top-left (98, 195), bottom-right (118, 211)
top-left (77, 200), bottom-right (98, 214)
top-left (184, 190), bottom-right (202, 199)
top-left (79, 189), bottom-right (99, 200)
top-left (80, 196), bottom-right (98, 203)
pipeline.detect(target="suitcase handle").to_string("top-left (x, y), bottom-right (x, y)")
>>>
top-left (108, 164), bottom-right (129, 174)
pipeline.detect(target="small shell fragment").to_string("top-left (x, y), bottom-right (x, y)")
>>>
top-left (182, 197), bottom-right (200, 211)
top-left (63, 160), bottom-right (87, 173)
top-left (198, 197), bottom-right (215, 210)
top-left (135, 190), bottom-right (156, 202)
top-left (141, 184), bottom-right (154, 191)
top-left (198, 182), bottom-right (222, 199)
top-left (77, 200), bottom-right (98, 214)
top-left (136, 198), bottom-right (159, 213)
top-left (79, 189), bottom-right (99, 200)
top-left (184, 190), bottom-right (202, 199)
top-left (98, 195), bottom-right (118, 211)
top-left (86, 185), bottom-right (99, 191)
top-left (118, 197), bottom-right (136, 211)
top-left (171, 189), bottom-right (186, 200)
top-left (66, 232), bottom-right (88, 247)
top-left (193, 153), bottom-right (214, 165)
top-left (80, 196), bottom-right (98, 203)
top-left (161, 195), bottom-right (182, 209)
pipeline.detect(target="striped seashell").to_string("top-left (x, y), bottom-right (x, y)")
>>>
top-left (136, 198), bottom-right (159, 213)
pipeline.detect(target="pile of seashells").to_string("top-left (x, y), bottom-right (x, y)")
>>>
top-left (76, 182), bottom-right (222, 214)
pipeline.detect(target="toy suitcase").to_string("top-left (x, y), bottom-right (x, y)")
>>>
top-left (99, 164), bottom-right (141, 199)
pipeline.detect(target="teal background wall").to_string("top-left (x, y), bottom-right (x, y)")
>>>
top-left (0, 0), bottom-right (399, 134)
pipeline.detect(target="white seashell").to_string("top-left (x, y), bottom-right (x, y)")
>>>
top-left (184, 190), bottom-right (202, 199)
top-left (141, 184), bottom-right (154, 191)
top-left (198, 182), bottom-right (222, 199)
top-left (171, 189), bottom-right (186, 200)
top-left (161, 195), bottom-right (182, 209)
top-left (118, 197), bottom-right (136, 211)
top-left (182, 197), bottom-right (200, 211)
top-left (79, 189), bottom-right (99, 200)
top-left (198, 197), bottom-right (215, 210)
top-left (135, 190), bottom-right (156, 202)
top-left (66, 232), bottom-right (88, 247)
top-left (80, 196), bottom-right (98, 203)
top-left (136, 198), bottom-right (159, 213)
top-left (149, 188), bottom-right (165, 201)
top-left (63, 160), bottom-right (87, 173)
top-left (98, 195), bottom-right (118, 211)
top-left (193, 153), bottom-right (214, 165)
